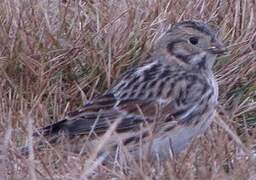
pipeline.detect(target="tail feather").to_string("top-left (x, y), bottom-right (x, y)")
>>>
top-left (34, 119), bottom-right (68, 137)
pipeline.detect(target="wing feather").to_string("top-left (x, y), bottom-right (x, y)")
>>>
top-left (37, 61), bottom-right (208, 140)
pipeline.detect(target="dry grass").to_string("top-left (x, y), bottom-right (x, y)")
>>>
top-left (0, 0), bottom-right (256, 179)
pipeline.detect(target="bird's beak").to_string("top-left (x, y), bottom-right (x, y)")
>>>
top-left (207, 41), bottom-right (227, 55)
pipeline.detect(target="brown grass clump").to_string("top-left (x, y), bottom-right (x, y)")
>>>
top-left (0, 0), bottom-right (255, 179)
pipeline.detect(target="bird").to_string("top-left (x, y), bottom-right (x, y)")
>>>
top-left (33, 20), bottom-right (226, 160)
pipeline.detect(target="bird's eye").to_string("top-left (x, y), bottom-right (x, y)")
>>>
top-left (189, 37), bottom-right (199, 45)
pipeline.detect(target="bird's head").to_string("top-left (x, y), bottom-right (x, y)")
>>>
top-left (155, 21), bottom-right (226, 69)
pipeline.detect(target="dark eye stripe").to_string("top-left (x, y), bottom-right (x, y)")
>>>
top-left (167, 39), bottom-right (187, 53)
top-left (167, 40), bottom-right (191, 63)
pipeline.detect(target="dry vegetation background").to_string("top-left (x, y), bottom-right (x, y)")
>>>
top-left (0, 0), bottom-right (256, 179)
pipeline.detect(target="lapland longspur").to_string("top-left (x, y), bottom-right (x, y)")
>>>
top-left (34, 21), bottom-right (226, 159)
